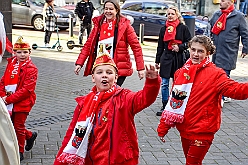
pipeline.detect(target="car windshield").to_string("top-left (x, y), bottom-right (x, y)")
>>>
top-left (164, 1), bottom-right (177, 8)
top-left (30, 0), bottom-right (45, 6)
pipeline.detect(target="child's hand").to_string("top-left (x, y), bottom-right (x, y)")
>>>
top-left (145, 64), bottom-right (158, 79)
top-left (159, 136), bottom-right (166, 143)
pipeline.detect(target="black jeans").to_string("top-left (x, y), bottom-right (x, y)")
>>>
top-left (79, 22), bottom-right (92, 44)
top-left (44, 30), bottom-right (52, 44)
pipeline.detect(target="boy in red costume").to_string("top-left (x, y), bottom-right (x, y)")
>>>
top-left (0, 36), bottom-right (38, 161)
top-left (157, 35), bottom-right (248, 164)
top-left (54, 54), bottom-right (161, 165)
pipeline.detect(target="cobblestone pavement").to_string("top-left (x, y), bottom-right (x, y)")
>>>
top-left (0, 28), bottom-right (247, 165)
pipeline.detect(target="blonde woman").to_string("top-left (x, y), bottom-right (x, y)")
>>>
top-left (155, 6), bottom-right (192, 116)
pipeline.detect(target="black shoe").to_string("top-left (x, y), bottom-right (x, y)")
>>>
top-left (20, 152), bottom-right (24, 161)
top-left (156, 111), bottom-right (163, 116)
top-left (156, 100), bottom-right (168, 116)
top-left (156, 106), bottom-right (164, 116)
top-left (25, 132), bottom-right (37, 151)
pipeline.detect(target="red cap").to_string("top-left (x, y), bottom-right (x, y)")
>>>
top-left (92, 54), bottom-right (118, 73)
top-left (13, 36), bottom-right (31, 50)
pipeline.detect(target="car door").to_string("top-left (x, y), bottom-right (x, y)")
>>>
top-left (12, 0), bottom-right (30, 25)
top-left (141, 2), bottom-right (167, 36)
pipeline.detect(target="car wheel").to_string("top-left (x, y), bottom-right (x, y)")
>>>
top-left (57, 46), bottom-right (63, 52)
top-left (32, 44), bottom-right (38, 50)
top-left (32, 15), bottom-right (44, 31)
top-left (67, 40), bottom-right (75, 49)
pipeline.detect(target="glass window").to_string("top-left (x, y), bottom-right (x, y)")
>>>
top-left (144, 3), bottom-right (168, 16)
top-left (124, 3), bottom-right (142, 12)
top-left (12, 0), bottom-right (23, 4)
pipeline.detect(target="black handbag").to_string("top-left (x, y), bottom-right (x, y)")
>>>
top-left (183, 49), bottom-right (190, 64)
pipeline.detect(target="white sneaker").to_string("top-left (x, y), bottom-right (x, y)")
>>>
top-left (223, 97), bottom-right (231, 103)
top-left (45, 43), bottom-right (50, 47)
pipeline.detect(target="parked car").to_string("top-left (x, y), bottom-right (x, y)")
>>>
top-left (121, 0), bottom-right (209, 36)
top-left (61, 4), bottom-right (76, 11)
top-left (12, 0), bottom-right (76, 31)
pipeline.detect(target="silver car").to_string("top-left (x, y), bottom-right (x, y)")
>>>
top-left (12, 0), bottom-right (76, 30)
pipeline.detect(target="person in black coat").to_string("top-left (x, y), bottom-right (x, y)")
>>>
top-left (75, 0), bottom-right (95, 44)
top-left (155, 6), bottom-right (192, 116)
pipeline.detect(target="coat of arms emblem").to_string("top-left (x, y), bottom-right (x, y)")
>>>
top-left (170, 88), bottom-right (187, 109)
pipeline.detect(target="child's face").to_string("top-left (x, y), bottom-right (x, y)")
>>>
top-left (92, 65), bottom-right (118, 92)
top-left (14, 50), bottom-right (31, 62)
top-left (190, 42), bottom-right (209, 64)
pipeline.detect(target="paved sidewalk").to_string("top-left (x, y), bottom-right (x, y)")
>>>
top-left (0, 29), bottom-right (247, 165)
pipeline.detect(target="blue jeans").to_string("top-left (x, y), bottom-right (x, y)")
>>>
top-left (161, 78), bottom-right (169, 102)
top-left (224, 69), bottom-right (230, 78)
top-left (240, 1), bottom-right (248, 15)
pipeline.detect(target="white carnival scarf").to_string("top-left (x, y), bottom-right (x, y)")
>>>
top-left (161, 57), bottom-right (211, 126)
top-left (97, 18), bottom-right (116, 58)
top-left (57, 85), bottom-right (117, 165)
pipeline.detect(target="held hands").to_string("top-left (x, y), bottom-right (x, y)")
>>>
top-left (74, 65), bottom-right (82, 75)
top-left (241, 53), bottom-right (247, 58)
top-left (145, 64), bottom-right (158, 79)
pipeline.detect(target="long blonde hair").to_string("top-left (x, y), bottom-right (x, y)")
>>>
top-left (167, 6), bottom-right (185, 25)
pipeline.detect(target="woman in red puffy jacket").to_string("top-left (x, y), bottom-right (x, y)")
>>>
top-left (74, 0), bottom-right (145, 86)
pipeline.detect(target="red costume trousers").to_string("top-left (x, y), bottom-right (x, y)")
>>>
top-left (11, 112), bottom-right (33, 153)
top-left (181, 137), bottom-right (212, 165)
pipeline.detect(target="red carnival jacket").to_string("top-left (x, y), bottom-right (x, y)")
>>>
top-left (75, 14), bottom-right (145, 77)
top-left (158, 63), bottom-right (248, 141)
top-left (0, 57), bottom-right (38, 112)
top-left (54, 77), bottom-right (161, 165)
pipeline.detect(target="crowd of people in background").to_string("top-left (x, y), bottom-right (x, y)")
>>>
top-left (0, 0), bottom-right (248, 164)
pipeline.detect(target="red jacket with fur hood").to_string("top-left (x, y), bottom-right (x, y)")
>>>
top-left (75, 14), bottom-right (145, 76)
top-left (54, 77), bottom-right (161, 165)
top-left (0, 57), bottom-right (38, 112)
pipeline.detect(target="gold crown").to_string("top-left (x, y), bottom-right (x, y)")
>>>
top-left (13, 36), bottom-right (31, 50)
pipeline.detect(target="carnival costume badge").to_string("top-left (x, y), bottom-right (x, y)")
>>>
top-left (72, 125), bottom-right (87, 149)
top-left (217, 22), bottom-right (222, 29)
top-left (170, 88), bottom-right (187, 109)
top-left (167, 26), bottom-right (174, 33)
